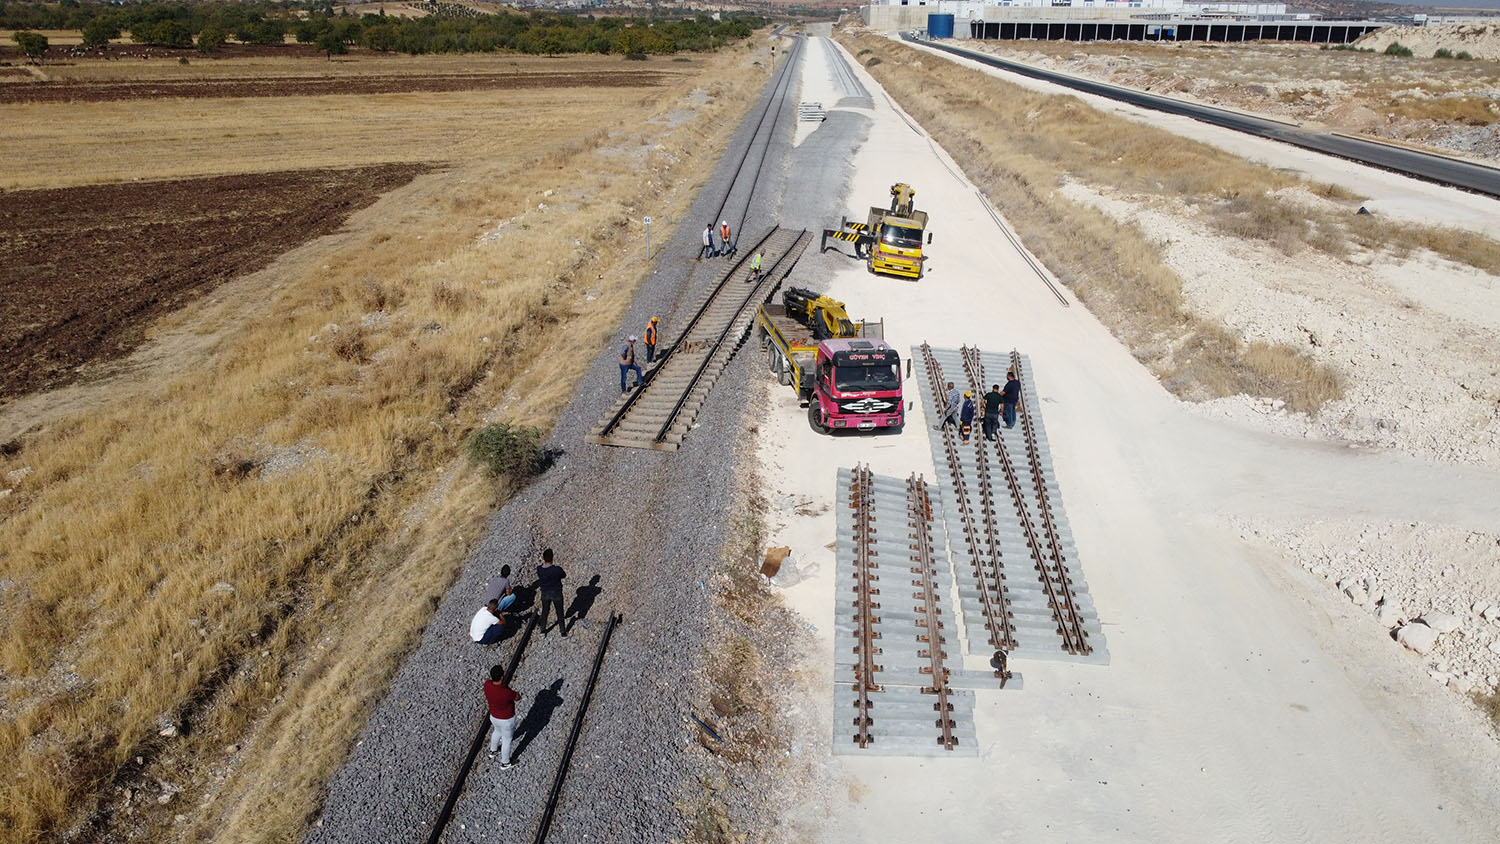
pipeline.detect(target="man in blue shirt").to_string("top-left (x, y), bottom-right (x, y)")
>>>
top-left (620, 336), bottom-right (643, 394)
top-left (536, 548), bottom-right (568, 636)
top-left (1002, 370), bottom-right (1022, 429)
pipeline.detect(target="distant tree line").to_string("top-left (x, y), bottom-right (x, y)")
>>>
top-left (0, 1), bottom-right (764, 55)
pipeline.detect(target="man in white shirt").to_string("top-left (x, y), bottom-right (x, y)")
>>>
top-left (470, 599), bottom-right (507, 645)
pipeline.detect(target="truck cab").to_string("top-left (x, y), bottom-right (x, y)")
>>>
top-left (866, 208), bottom-right (929, 279)
top-left (808, 339), bottom-right (903, 433)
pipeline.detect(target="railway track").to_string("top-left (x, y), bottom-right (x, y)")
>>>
top-left (917, 343), bottom-right (1018, 661)
top-left (967, 347), bottom-right (1090, 655)
top-left (905, 473), bottom-right (958, 751)
top-left (312, 39), bottom-right (814, 844)
top-left (838, 466), bottom-right (1009, 757)
top-left (917, 343), bottom-right (1101, 660)
top-left (423, 612), bottom-right (623, 844)
top-left (533, 613), bottom-right (622, 844)
top-left (586, 33), bottom-right (809, 451)
top-left (712, 33), bottom-right (803, 238)
top-left (424, 615), bottom-right (539, 844)
top-left (588, 227), bottom-right (811, 450)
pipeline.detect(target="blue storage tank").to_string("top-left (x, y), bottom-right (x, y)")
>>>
top-left (928, 13), bottom-right (955, 39)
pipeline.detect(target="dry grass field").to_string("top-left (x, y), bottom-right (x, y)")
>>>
top-left (841, 26), bottom-right (1347, 409)
top-left (844, 26), bottom-right (1500, 416)
top-left (0, 40), bottom-right (775, 844)
top-left (0, 53), bottom-right (676, 188)
top-left (975, 39), bottom-right (1500, 160)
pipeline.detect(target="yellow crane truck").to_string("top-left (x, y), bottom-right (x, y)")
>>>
top-left (820, 182), bottom-right (931, 280)
top-left (756, 288), bottom-right (901, 433)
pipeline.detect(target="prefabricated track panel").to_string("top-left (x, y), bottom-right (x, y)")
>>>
top-left (833, 467), bottom-right (1021, 758)
top-left (915, 346), bottom-right (1109, 665)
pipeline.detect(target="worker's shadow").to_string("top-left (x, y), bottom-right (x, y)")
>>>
top-left (563, 575), bottom-right (603, 633)
top-left (512, 677), bottom-right (566, 762)
top-left (506, 584), bottom-right (537, 616)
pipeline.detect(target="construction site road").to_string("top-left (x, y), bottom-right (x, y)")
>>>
top-left (905, 33), bottom-right (1500, 200)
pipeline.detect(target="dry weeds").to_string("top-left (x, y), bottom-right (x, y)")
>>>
top-left (0, 54), bottom-right (691, 189)
top-left (839, 26), bottom-right (1345, 413)
top-left (976, 39), bottom-right (1500, 159)
top-left (0, 41), bottom-right (776, 844)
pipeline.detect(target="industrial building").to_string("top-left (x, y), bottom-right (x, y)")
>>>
top-left (861, 0), bottom-right (1389, 44)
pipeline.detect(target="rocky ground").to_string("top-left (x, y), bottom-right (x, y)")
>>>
top-left (1232, 517), bottom-right (1500, 701)
top-left (974, 37), bottom-right (1500, 161)
top-left (1360, 22), bottom-right (1500, 62)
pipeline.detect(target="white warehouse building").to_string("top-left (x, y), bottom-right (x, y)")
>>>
top-left (863, 0), bottom-right (1296, 35)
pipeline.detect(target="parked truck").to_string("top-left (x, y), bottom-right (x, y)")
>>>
top-left (820, 182), bottom-right (931, 280)
top-left (756, 298), bottom-right (903, 434)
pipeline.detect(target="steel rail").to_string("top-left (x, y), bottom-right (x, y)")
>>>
top-left (712, 34), bottom-right (804, 236)
top-left (532, 612), bottom-right (623, 844)
top-left (906, 474), bottom-right (957, 750)
top-left (988, 400), bottom-right (1087, 654)
top-left (652, 230), bottom-right (809, 444)
top-left (595, 227), bottom-right (780, 440)
top-left (850, 465), bottom-right (881, 748)
top-left (424, 614), bottom-right (539, 844)
top-left (1008, 351), bottom-right (1090, 653)
top-left (918, 343), bottom-right (1017, 656)
top-left (952, 346), bottom-right (1019, 657)
top-left (973, 190), bottom-right (1069, 308)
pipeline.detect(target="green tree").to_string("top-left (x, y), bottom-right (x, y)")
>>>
top-left (240, 18), bottom-right (285, 46)
top-left (611, 26), bottom-right (647, 56)
top-left (130, 20), bottom-right (192, 48)
top-left (11, 30), bottom-right (48, 62)
top-left (362, 24), bottom-right (399, 52)
top-left (196, 24), bottom-right (227, 53)
top-left (294, 20), bottom-right (325, 44)
top-left (315, 28), bottom-right (347, 59)
top-left (81, 17), bottom-right (120, 48)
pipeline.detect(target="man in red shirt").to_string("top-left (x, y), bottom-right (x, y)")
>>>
top-left (484, 665), bottom-right (522, 769)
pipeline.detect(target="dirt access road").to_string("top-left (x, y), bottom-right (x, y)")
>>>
top-left (754, 35), bottom-right (1500, 843)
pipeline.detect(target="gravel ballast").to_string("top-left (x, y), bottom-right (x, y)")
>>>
top-left (306, 37), bottom-right (868, 844)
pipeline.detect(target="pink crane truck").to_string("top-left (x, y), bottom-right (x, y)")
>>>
top-left (807, 339), bottom-right (903, 433)
top-left (756, 302), bottom-right (903, 433)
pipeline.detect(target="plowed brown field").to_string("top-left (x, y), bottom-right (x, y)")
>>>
top-left (0, 163), bottom-right (431, 398)
top-left (0, 69), bottom-right (668, 103)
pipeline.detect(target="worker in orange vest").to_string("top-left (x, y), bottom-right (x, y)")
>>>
top-left (644, 316), bottom-right (659, 363)
top-left (719, 220), bottom-right (735, 257)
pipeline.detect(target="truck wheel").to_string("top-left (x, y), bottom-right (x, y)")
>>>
top-left (777, 353), bottom-right (791, 386)
top-left (809, 403), bottom-right (828, 434)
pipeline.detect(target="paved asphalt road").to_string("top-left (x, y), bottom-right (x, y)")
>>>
top-left (903, 34), bottom-right (1500, 200)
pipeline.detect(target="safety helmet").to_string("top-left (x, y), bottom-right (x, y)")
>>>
top-left (964, 391), bottom-right (972, 398)
top-left (651, 316), bottom-right (659, 323)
